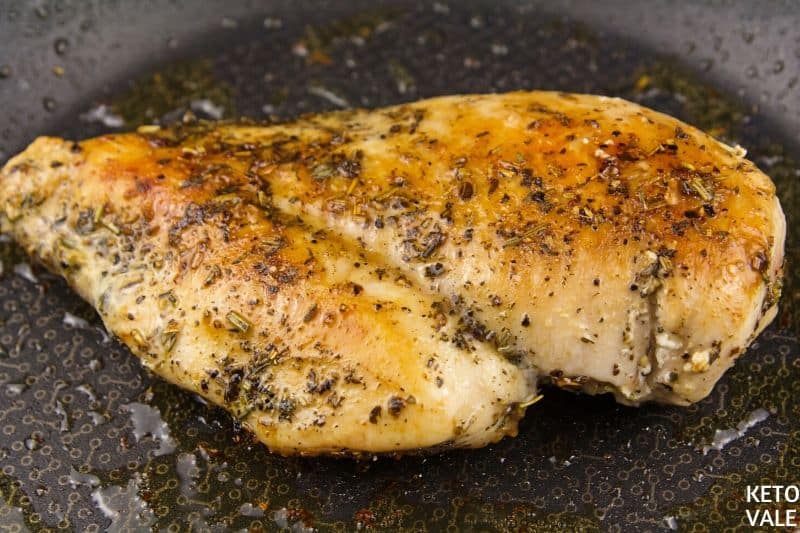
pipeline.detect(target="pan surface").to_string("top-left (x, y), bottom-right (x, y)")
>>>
top-left (0, 1), bottom-right (798, 530)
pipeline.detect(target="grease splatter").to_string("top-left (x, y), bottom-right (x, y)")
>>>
top-left (122, 403), bottom-right (176, 456)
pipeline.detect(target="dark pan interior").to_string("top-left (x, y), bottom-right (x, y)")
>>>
top-left (0, 1), bottom-right (798, 531)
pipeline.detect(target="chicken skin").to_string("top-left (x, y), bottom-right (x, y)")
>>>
top-left (0, 92), bottom-right (784, 454)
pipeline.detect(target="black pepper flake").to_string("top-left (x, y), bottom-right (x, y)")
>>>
top-left (303, 304), bottom-right (319, 323)
top-left (425, 263), bottom-right (445, 277)
top-left (593, 278), bottom-right (600, 286)
top-left (527, 190), bottom-right (551, 212)
top-left (352, 283), bottom-right (363, 295)
top-left (337, 157), bottom-right (361, 178)
top-left (387, 396), bottom-right (406, 416)
top-left (521, 314), bottom-right (530, 327)
top-left (278, 398), bottom-right (296, 421)
top-left (671, 220), bottom-right (690, 236)
top-left (223, 368), bottom-right (244, 402)
top-left (328, 393), bottom-right (343, 408)
top-left (369, 406), bottom-right (382, 424)
top-left (529, 190), bottom-right (546, 203)
top-left (307, 369), bottom-right (336, 394)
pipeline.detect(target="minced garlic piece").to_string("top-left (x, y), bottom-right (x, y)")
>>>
top-left (684, 349), bottom-right (711, 373)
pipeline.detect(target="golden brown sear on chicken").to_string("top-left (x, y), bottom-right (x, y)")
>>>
top-left (0, 92), bottom-right (784, 455)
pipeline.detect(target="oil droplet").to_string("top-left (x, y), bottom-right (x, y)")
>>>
top-left (24, 434), bottom-right (42, 450)
top-left (53, 37), bottom-right (69, 55)
top-left (189, 99), bottom-right (224, 120)
top-left (490, 43), bottom-right (509, 56)
top-left (239, 502), bottom-right (265, 517)
top-left (92, 475), bottom-right (155, 531)
top-left (63, 312), bottom-right (90, 330)
top-left (68, 467), bottom-right (100, 489)
top-left (87, 411), bottom-right (106, 425)
top-left (54, 399), bottom-right (70, 432)
top-left (42, 97), bottom-right (57, 112)
top-left (75, 384), bottom-right (97, 403)
top-left (6, 383), bottom-right (25, 395)
top-left (701, 407), bottom-right (769, 454)
top-left (80, 104), bottom-right (125, 128)
top-left (263, 17), bottom-right (282, 29)
top-left (0, 65), bottom-right (11, 79)
top-left (13, 263), bottom-right (38, 283)
top-left (122, 402), bottom-right (176, 456)
top-left (96, 326), bottom-right (112, 344)
top-left (176, 452), bottom-right (199, 496)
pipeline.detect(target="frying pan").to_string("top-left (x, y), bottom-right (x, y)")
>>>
top-left (0, 0), bottom-right (798, 530)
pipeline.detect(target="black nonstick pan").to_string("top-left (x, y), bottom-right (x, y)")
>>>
top-left (0, 1), bottom-right (798, 530)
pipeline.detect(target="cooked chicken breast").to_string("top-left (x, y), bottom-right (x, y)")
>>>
top-left (0, 92), bottom-right (784, 455)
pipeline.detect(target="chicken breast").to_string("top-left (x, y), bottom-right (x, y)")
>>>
top-left (0, 92), bottom-right (784, 455)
